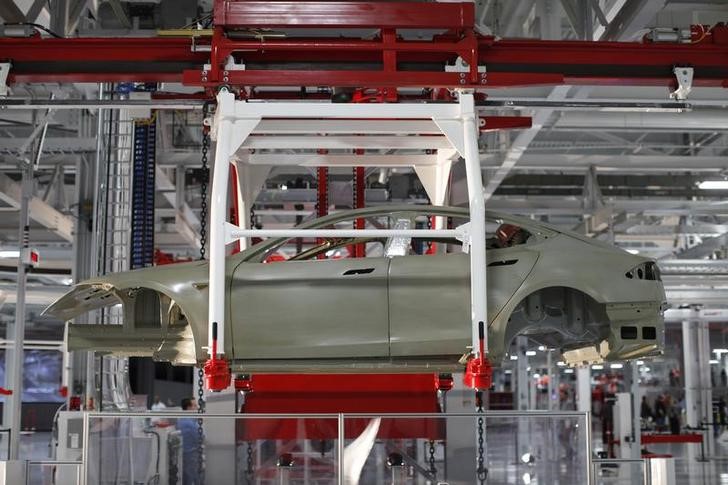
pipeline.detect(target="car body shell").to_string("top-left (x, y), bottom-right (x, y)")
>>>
top-left (45, 205), bottom-right (666, 372)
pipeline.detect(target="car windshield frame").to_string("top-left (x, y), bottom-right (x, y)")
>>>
top-left (235, 205), bottom-right (558, 264)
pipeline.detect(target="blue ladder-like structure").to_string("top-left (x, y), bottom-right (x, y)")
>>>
top-left (131, 117), bottom-right (156, 269)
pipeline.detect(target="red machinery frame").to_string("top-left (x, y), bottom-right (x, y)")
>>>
top-left (2, 2), bottom-right (728, 92)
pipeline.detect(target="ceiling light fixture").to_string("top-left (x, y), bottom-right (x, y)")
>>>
top-left (698, 180), bottom-right (728, 190)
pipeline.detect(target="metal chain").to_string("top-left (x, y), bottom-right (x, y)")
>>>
top-left (196, 102), bottom-right (210, 483)
top-left (426, 215), bottom-right (433, 253)
top-left (476, 390), bottom-right (487, 484)
top-left (428, 440), bottom-right (437, 477)
top-left (246, 442), bottom-right (254, 481)
top-left (352, 167), bottom-right (356, 216)
top-left (199, 102), bottom-right (211, 261)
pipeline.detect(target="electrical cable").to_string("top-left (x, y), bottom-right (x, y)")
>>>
top-left (2, 22), bottom-right (63, 38)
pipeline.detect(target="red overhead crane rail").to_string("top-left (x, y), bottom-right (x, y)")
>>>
top-left (1, 1), bottom-right (728, 91)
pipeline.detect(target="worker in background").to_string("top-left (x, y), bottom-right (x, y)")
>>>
top-left (667, 396), bottom-right (681, 435)
top-left (655, 395), bottom-right (667, 431)
top-left (151, 395), bottom-right (167, 411)
top-left (640, 396), bottom-right (654, 422)
top-left (178, 397), bottom-right (204, 485)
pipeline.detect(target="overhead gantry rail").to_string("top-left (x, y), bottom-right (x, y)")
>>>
top-left (1, 1), bottom-right (727, 92)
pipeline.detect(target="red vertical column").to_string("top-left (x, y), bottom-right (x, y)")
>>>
top-left (353, 164), bottom-right (366, 258)
top-left (316, 164), bottom-right (329, 259)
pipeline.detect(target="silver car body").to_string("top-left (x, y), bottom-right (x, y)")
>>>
top-left (45, 205), bottom-right (666, 372)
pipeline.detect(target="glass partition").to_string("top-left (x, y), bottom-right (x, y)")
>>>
top-left (25, 461), bottom-right (82, 485)
top-left (81, 411), bottom-right (590, 485)
top-left (592, 458), bottom-right (648, 485)
top-left (83, 413), bottom-right (341, 485)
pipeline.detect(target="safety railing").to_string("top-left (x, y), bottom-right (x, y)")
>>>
top-left (592, 458), bottom-right (650, 485)
top-left (25, 460), bottom-right (82, 485)
top-left (80, 410), bottom-right (592, 485)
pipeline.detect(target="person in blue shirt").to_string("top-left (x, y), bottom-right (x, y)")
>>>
top-left (177, 398), bottom-right (204, 484)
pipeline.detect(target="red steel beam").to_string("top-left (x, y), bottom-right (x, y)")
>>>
top-left (0, 36), bottom-right (206, 84)
top-left (214, 0), bottom-right (474, 29)
top-left (1, 6), bottom-right (728, 90)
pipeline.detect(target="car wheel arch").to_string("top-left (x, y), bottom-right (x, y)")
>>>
top-left (488, 284), bottom-right (608, 365)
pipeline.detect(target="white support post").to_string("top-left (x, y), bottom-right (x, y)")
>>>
top-left (208, 90), bottom-right (260, 356)
top-left (458, 91), bottom-right (488, 355)
top-left (3, 163), bottom-right (31, 460)
top-left (577, 366), bottom-right (591, 413)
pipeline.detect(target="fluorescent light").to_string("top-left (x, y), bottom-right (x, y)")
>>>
top-left (698, 180), bottom-right (728, 190)
top-left (710, 359), bottom-right (720, 365)
top-left (538, 345), bottom-right (546, 351)
top-left (713, 348), bottom-right (728, 355)
top-left (510, 355), bottom-right (518, 361)
top-left (525, 350), bottom-right (536, 356)
top-left (533, 373), bottom-right (540, 379)
top-left (504, 370), bottom-right (512, 374)
top-left (280, 184), bottom-right (288, 190)
top-left (564, 369), bottom-right (574, 374)
top-left (556, 361), bottom-right (566, 367)
top-left (636, 360), bottom-right (644, 365)
top-left (610, 363), bottom-right (623, 369)
top-left (592, 364), bottom-right (604, 370)
top-left (0, 250), bottom-right (19, 258)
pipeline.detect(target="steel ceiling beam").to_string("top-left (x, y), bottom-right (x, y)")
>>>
top-left (0, 173), bottom-right (73, 241)
top-left (598, 0), bottom-right (666, 41)
top-left (0, 1), bottom-right (25, 22)
top-left (481, 153), bottom-right (728, 172)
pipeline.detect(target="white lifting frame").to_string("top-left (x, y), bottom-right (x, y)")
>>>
top-left (207, 89), bottom-right (487, 363)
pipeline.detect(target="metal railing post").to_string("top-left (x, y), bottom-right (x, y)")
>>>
top-left (338, 413), bottom-right (345, 485)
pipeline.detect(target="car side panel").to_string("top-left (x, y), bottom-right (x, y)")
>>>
top-left (388, 250), bottom-right (538, 356)
top-left (230, 258), bottom-right (390, 359)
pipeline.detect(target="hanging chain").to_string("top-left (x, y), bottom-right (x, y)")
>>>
top-left (196, 366), bottom-right (205, 483)
top-left (476, 390), bottom-right (487, 484)
top-left (352, 167), bottom-right (357, 219)
top-left (428, 440), bottom-right (437, 478)
top-left (426, 215), bottom-right (433, 253)
top-left (199, 102), bottom-right (211, 261)
top-left (196, 102), bottom-right (210, 483)
top-left (246, 442), bottom-right (254, 482)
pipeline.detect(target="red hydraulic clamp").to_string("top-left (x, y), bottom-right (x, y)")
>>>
top-left (463, 321), bottom-right (492, 390)
top-left (204, 321), bottom-right (231, 391)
